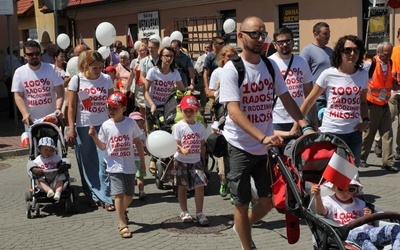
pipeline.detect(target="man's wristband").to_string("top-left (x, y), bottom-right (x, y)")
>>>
top-left (301, 125), bottom-right (313, 133)
top-left (260, 135), bottom-right (267, 144)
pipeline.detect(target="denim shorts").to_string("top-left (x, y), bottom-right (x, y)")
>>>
top-left (226, 143), bottom-right (272, 206)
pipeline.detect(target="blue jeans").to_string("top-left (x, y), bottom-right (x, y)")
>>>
top-left (75, 126), bottom-right (112, 205)
top-left (335, 131), bottom-right (362, 167)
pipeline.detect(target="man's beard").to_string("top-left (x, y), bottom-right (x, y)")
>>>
top-left (29, 59), bottom-right (40, 67)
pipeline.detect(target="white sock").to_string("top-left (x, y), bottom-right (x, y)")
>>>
top-left (47, 189), bottom-right (55, 198)
top-left (53, 192), bottom-right (61, 201)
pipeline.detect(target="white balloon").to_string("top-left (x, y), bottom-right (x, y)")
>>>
top-left (66, 56), bottom-right (79, 76)
top-left (223, 19), bottom-right (236, 34)
top-left (161, 36), bottom-right (171, 48)
top-left (56, 33), bottom-right (70, 49)
top-left (146, 130), bottom-right (177, 158)
top-left (134, 41), bottom-right (141, 50)
top-left (149, 34), bottom-right (161, 44)
top-left (95, 22), bottom-right (116, 46)
top-left (170, 31), bottom-right (183, 43)
top-left (98, 46), bottom-right (110, 59)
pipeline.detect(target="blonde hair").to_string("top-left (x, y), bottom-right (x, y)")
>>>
top-left (77, 50), bottom-right (87, 72)
top-left (216, 45), bottom-right (238, 67)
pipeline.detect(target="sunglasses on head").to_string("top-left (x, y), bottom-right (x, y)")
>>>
top-left (25, 52), bottom-right (41, 57)
top-left (343, 47), bottom-right (360, 55)
top-left (241, 31), bottom-right (268, 40)
top-left (337, 186), bottom-right (358, 194)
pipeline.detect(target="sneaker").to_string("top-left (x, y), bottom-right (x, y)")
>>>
top-left (180, 211), bottom-right (193, 223)
top-left (139, 191), bottom-right (146, 201)
top-left (232, 224), bottom-right (257, 250)
top-left (219, 184), bottom-right (228, 197)
top-left (374, 145), bottom-right (382, 158)
top-left (47, 189), bottom-right (55, 198)
top-left (359, 162), bottom-right (369, 168)
top-left (196, 212), bottom-right (209, 226)
top-left (53, 192), bottom-right (61, 201)
top-left (230, 195), bottom-right (234, 205)
top-left (382, 165), bottom-right (400, 173)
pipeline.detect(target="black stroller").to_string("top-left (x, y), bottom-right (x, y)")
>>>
top-left (25, 122), bottom-right (76, 218)
top-left (269, 133), bottom-right (400, 249)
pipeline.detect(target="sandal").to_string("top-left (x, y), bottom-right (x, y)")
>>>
top-left (196, 212), bottom-right (209, 226)
top-left (118, 226), bottom-right (132, 238)
top-left (105, 204), bottom-right (115, 212)
top-left (149, 161), bottom-right (156, 175)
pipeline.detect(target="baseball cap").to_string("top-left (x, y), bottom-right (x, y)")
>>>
top-left (129, 111), bottom-right (144, 121)
top-left (106, 91), bottom-right (127, 107)
top-left (104, 65), bottom-right (116, 73)
top-left (180, 95), bottom-right (199, 111)
top-left (38, 137), bottom-right (56, 150)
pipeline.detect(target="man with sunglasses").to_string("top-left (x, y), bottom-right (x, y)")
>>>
top-left (360, 42), bottom-right (399, 172)
top-left (204, 37), bottom-right (225, 96)
top-left (300, 22), bottom-right (333, 125)
top-left (269, 27), bottom-right (316, 135)
top-left (11, 40), bottom-right (64, 127)
top-left (219, 16), bottom-right (314, 250)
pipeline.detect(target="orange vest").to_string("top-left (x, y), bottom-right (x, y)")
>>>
top-left (366, 55), bottom-right (393, 105)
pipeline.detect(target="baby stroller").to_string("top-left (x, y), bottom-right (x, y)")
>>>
top-left (25, 122), bottom-right (76, 218)
top-left (268, 133), bottom-right (400, 249)
top-left (150, 90), bottom-right (215, 195)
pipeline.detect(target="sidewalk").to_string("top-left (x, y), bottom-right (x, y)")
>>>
top-left (0, 111), bottom-right (28, 159)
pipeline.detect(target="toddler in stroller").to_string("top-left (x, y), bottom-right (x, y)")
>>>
top-left (25, 122), bottom-right (74, 218)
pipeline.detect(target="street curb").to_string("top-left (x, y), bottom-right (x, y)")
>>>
top-left (0, 148), bottom-right (29, 160)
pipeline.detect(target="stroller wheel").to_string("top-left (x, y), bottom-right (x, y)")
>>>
top-left (34, 202), bottom-right (40, 218)
top-left (25, 192), bottom-right (32, 202)
top-left (65, 196), bottom-right (72, 213)
top-left (155, 162), bottom-right (164, 190)
top-left (26, 202), bottom-right (32, 219)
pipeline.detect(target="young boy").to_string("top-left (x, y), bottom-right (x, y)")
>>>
top-left (89, 92), bottom-right (146, 238)
top-left (31, 137), bottom-right (64, 201)
top-left (311, 175), bottom-right (400, 249)
top-left (164, 95), bottom-right (209, 226)
top-left (128, 111), bottom-right (149, 200)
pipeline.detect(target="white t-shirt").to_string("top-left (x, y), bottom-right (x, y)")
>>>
top-left (98, 117), bottom-right (143, 174)
top-left (134, 130), bottom-right (146, 162)
top-left (322, 195), bottom-right (366, 225)
top-left (269, 54), bottom-right (313, 124)
top-left (33, 154), bottom-right (62, 170)
top-left (11, 63), bottom-right (64, 122)
top-left (209, 67), bottom-right (222, 91)
top-left (317, 67), bottom-right (369, 134)
top-left (146, 67), bottom-right (182, 107)
top-left (219, 58), bottom-right (288, 155)
top-left (68, 72), bottom-right (113, 127)
top-left (172, 120), bottom-right (207, 164)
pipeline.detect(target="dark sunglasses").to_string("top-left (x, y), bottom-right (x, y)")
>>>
top-left (275, 39), bottom-right (293, 46)
top-left (337, 186), bottom-right (358, 194)
top-left (241, 31), bottom-right (268, 40)
top-left (343, 47), bottom-right (360, 55)
top-left (217, 42), bottom-right (225, 45)
top-left (25, 52), bottom-right (41, 57)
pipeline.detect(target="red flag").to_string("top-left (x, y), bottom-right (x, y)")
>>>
top-left (322, 152), bottom-right (358, 190)
top-left (78, 91), bottom-right (92, 109)
top-left (127, 28), bottom-right (134, 48)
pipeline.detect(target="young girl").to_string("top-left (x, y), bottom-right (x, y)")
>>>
top-left (89, 92), bottom-right (146, 238)
top-left (128, 111), bottom-right (149, 200)
top-left (31, 137), bottom-right (64, 201)
top-left (311, 176), bottom-right (400, 249)
top-left (163, 95), bottom-right (209, 226)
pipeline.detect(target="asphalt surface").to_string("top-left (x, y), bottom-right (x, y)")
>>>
top-left (0, 144), bottom-right (400, 250)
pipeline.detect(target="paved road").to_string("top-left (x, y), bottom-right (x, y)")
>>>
top-left (0, 149), bottom-right (399, 250)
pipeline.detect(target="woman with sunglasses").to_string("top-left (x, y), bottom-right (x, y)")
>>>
top-left (311, 176), bottom-right (400, 249)
top-left (67, 50), bottom-right (115, 210)
top-left (300, 35), bottom-right (370, 166)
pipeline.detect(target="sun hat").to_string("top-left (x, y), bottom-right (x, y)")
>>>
top-left (129, 111), bottom-right (144, 121)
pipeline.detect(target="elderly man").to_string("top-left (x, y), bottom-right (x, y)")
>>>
top-left (360, 42), bottom-right (399, 172)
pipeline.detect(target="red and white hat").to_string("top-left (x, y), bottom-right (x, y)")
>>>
top-left (180, 95), bottom-right (198, 111)
top-left (106, 91), bottom-right (127, 107)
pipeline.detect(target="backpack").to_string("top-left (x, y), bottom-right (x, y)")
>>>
top-left (214, 54), bottom-right (276, 130)
top-left (206, 132), bottom-right (227, 157)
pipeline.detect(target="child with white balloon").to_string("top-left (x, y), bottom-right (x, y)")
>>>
top-left (161, 95), bottom-right (209, 226)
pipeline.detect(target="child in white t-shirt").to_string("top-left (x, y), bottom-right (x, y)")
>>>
top-left (163, 95), bottom-right (209, 225)
top-left (89, 92), bottom-right (145, 238)
top-left (311, 176), bottom-right (400, 249)
top-left (31, 137), bottom-right (64, 201)
top-left (128, 111), bottom-right (149, 200)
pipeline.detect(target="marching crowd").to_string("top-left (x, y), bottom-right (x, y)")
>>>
top-left (3, 14), bottom-right (400, 249)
